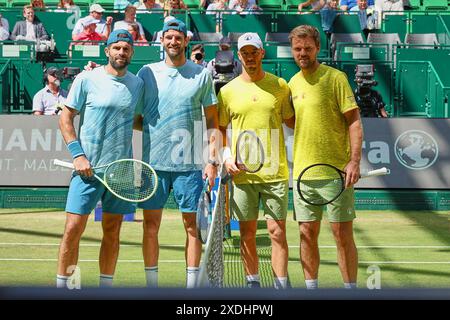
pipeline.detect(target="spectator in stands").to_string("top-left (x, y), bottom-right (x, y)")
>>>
top-left (72, 16), bottom-right (103, 41)
top-left (31, 0), bottom-right (46, 9)
top-left (11, 5), bottom-right (49, 41)
top-left (200, 0), bottom-right (212, 9)
top-left (33, 67), bottom-right (68, 115)
top-left (374, 0), bottom-right (403, 28)
top-left (206, 0), bottom-right (228, 32)
top-left (128, 22), bottom-right (149, 46)
top-left (320, 0), bottom-right (340, 34)
top-left (0, 14), bottom-right (10, 41)
top-left (206, 36), bottom-right (242, 82)
top-left (350, 0), bottom-right (377, 36)
top-left (114, 5), bottom-right (147, 41)
top-left (229, 0), bottom-right (262, 14)
top-left (340, 0), bottom-right (373, 11)
top-left (206, 0), bottom-right (227, 11)
top-left (190, 44), bottom-right (208, 67)
top-left (72, 4), bottom-right (112, 41)
top-left (136, 0), bottom-right (163, 12)
top-left (298, 0), bottom-right (325, 12)
top-left (114, 0), bottom-right (139, 10)
top-left (164, 0), bottom-right (188, 15)
top-left (229, 0), bottom-right (257, 9)
top-left (57, 0), bottom-right (81, 13)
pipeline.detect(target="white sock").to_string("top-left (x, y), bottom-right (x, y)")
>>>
top-left (56, 275), bottom-right (69, 288)
top-left (99, 274), bottom-right (114, 288)
top-left (305, 279), bottom-right (318, 289)
top-left (344, 282), bottom-right (357, 289)
top-left (274, 277), bottom-right (288, 289)
top-left (145, 266), bottom-right (158, 288)
top-left (246, 274), bottom-right (260, 283)
top-left (186, 267), bottom-right (199, 289)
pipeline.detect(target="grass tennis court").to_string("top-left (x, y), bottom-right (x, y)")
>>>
top-left (0, 208), bottom-right (449, 289)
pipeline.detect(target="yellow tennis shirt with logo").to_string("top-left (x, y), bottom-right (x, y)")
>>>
top-left (288, 64), bottom-right (359, 178)
top-left (218, 72), bottom-right (294, 184)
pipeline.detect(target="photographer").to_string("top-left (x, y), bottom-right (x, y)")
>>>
top-left (190, 44), bottom-right (207, 68)
top-left (354, 64), bottom-right (388, 118)
top-left (33, 67), bottom-right (68, 115)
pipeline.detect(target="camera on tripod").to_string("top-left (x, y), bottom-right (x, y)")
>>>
top-left (354, 64), bottom-right (387, 118)
top-left (48, 66), bottom-right (81, 114)
top-left (213, 50), bottom-right (236, 93)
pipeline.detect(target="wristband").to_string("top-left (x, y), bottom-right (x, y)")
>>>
top-left (67, 140), bottom-right (85, 159)
top-left (222, 147), bottom-right (232, 162)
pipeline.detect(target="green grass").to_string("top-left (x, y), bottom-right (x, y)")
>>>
top-left (0, 209), bottom-right (449, 288)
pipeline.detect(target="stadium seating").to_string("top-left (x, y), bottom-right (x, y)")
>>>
top-left (330, 33), bottom-right (365, 60)
top-left (257, 0), bottom-right (284, 10)
top-left (197, 32), bottom-right (223, 42)
top-left (221, 14), bottom-right (273, 41)
top-left (183, 0), bottom-right (202, 9)
top-left (264, 32), bottom-right (291, 59)
top-left (284, 0), bottom-right (302, 11)
top-left (189, 12), bottom-right (218, 33)
top-left (404, 33), bottom-right (440, 48)
top-left (0, 7), bottom-right (450, 116)
top-left (423, 0), bottom-right (448, 10)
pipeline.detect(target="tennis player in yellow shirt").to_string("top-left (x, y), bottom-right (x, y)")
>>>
top-left (287, 25), bottom-right (363, 289)
top-left (218, 33), bottom-right (295, 289)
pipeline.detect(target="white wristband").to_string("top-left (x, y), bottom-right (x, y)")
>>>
top-left (222, 147), bottom-right (232, 162)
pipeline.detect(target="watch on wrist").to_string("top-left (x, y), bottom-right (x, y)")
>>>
top-left (208, 159), bottom-right (219, 167)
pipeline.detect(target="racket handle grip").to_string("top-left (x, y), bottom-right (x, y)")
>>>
top-left (53, 159), bottom-right (75, 169)
top-left (362, 167), bottom-right (390, 178)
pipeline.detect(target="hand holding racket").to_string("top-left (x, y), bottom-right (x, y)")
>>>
top-left (297, 163), bottom-right (389, 206)
top-left (196, 179), bottom-right (212, 244)
top-left (223, 130), bottom-right (265, 176)
top-left (54, 158), bottom-right (158, 203)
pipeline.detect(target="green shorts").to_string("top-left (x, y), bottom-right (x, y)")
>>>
top-left (231, 181), bottom-right (289, 221)
top-left (293, 180), bottom-right (356, 223)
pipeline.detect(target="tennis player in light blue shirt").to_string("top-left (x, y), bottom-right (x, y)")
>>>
top-left (135, 18), bottom-right (220, 289)
top-left (57, 29), bottom-right (144, 290)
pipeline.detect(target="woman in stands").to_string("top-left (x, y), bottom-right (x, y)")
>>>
top-left (57, 0), bottom-right (81, 13)
top-left (127, 22), bottom-right (149, 46)
top-left (31, 0), bottom-right (46, 9)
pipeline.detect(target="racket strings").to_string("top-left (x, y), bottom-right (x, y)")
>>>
top-left (104, 161), bottom-right (156, 201)
top-left (237, 132), bottom-right (264, 173)
top-left (298, 165), bottom-right (344, 205)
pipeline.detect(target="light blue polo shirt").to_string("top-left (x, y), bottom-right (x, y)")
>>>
top-left (65, 67), bottom-right (144, 170)
top-left (137, 60), bottom-right (217, 172)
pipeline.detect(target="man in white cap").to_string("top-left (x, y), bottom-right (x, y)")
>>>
top-left (72, 3), bottom-right (113, 40)
top-left (72, 16), bottom-right (103, 41)
top-left (217, 32), bottom-right (295, 289)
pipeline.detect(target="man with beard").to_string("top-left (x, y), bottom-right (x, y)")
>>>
top-left (287, 25), bottom-right (363, 289)
top-left (135, 19), bottom-right (219, 288)
top-left (56, 29), bottom-right (144, 288)
top-left (218, 33), bottom-right (295, 289)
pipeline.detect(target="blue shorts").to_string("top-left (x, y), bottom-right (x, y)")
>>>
top-left (65, 174), bottom-right (136, 215)
top-left (138, 170), bottom-right (203, 213)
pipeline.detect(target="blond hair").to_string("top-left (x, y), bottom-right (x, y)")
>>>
top-left (289, 25), bottom-right (321, 48)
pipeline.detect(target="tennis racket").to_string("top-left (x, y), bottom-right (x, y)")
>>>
top-left (196, 179), bottom-right (212, 244)
top-left (297, 163), bottom-right (389, 206)
top-left (53, 159), bottom-right (158, 203)
top-left (235, 130), bottom-right (265, 173)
